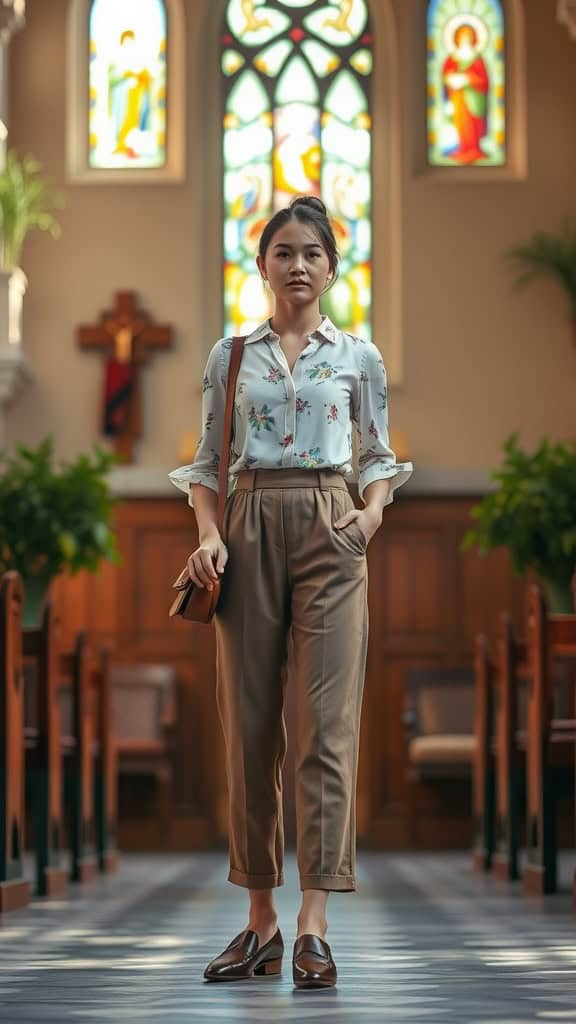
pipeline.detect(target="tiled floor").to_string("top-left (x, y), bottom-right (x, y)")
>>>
top-left (1, 850), bottom-right (576, 1022)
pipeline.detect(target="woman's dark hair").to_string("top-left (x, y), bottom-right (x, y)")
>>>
top-left (258, 196), bottom-right (339, 290)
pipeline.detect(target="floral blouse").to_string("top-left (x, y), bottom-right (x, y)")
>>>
top-left (168, 315), bottom-right (413, 509)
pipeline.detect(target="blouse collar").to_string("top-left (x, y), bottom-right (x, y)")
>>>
top-left (243, 314), bottom-right (337, 345)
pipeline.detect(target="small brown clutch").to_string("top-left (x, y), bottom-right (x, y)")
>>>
top-left (169, 567), bottom-right (221, 623)
top-left (169, 335), bottom-right (245, 625)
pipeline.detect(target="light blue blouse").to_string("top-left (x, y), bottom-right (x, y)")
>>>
top-left (169, 315), bottom-right (413, 509)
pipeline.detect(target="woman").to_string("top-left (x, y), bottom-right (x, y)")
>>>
top-left (169, 196), bottom-right (413, 988)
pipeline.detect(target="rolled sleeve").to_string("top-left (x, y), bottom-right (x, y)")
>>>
top-left (168, 342), bottom-right (226, 509)
top-left (353, 343), bottom-right (413, 508)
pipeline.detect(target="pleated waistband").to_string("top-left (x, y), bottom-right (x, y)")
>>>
top-left (234, 468), bottom-right (349, 491)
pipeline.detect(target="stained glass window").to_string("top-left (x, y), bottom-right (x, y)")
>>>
top-left (89, 0), bottom-right (167, 169)
top-left (222, 0), bottom-right (373, 339)
top-left (427, 0), bottom-right (506, 167)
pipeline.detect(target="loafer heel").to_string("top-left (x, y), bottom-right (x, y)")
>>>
top-left (203, 927), bottom-right (284, 981)
top-left (254, 956), bottom-right (282, 976)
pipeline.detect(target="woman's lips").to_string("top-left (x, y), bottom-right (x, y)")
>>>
top-left (287, 281), bottom-right (309, 288)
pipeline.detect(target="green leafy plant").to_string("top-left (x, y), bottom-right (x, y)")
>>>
top-left (0, 437), bottom-right (123, 583)
top-left (461, 433), bottom-right (576, 606)
top-left (0, 149), bottom-right (63, 270)
top-left (506, 220), bottom-right (576, 320)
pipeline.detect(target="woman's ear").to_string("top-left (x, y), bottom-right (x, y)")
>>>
top-left (256, 255), bottom-right (266, 280)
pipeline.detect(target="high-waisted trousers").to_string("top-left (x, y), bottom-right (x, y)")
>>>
top-left (213, 467), bottom-right (369, 892)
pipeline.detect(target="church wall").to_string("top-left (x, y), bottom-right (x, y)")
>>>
top-left (6, 0), bottom-right (576, 473)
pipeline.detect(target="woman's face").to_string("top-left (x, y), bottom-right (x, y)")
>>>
top-left (257, 218), bottom-right (332, 305)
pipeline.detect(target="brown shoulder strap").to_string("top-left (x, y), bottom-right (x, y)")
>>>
top-left (216, 335), bottom-right (246, 532)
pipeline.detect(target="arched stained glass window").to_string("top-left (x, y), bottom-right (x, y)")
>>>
top-left (222, 0), bottom-right (373, 338)
top-left (89, 0), bottom-right (167, 169)
top-left (427, 0), bottom-right (506, 167)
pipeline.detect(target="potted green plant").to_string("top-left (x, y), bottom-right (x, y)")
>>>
top-left (0, 437), bottom-right (123, 626)
top-left (460, 432), bottom-right (576, 614)
top-left (506, 220), bottom-right (576, 345)
top-left (0, 148), bottom-right (63, 345)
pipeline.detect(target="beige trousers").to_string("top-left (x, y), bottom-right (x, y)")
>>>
top-left (214, 468), bottom-right (369, 892)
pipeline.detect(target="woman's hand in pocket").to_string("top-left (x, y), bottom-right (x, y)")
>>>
top-left (334, 507), bottom-right (382, 545)
top-left (187, 529), bottom-right (229, 589)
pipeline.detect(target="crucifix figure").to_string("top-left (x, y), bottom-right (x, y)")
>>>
top-left (77, 291), bottom-right (172, 463)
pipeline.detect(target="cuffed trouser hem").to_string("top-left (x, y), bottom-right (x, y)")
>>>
top-left (228, 868), bottom-right (284, 889)
top-left (300, 873), bottom-right (356, 892)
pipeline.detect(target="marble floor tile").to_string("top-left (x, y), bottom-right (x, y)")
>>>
top-left (0, 850), bottom-right (575, 1023)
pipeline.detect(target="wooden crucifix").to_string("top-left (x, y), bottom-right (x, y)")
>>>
top-left (77, 291), bottom-right (172, 463)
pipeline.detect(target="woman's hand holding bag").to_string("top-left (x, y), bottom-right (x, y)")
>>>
top-left (169, 336), bottom-right (245, 624)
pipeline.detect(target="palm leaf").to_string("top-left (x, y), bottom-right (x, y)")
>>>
top-left (0, 148), bottom-right (63, 269)
top-left (506, 220), bottom-right (576, 317)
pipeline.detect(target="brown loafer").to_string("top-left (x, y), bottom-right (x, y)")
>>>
top-left (292, 933), bottom-right (337, 989)
top-left (203, 927), bottom-right (284, 981)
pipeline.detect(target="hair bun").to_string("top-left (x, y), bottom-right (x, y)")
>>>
top-left (290, 195), bottom-right (327, 216)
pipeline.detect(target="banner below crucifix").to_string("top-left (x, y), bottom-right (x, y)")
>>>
top-left (77, 291), bottom-right (172, 463)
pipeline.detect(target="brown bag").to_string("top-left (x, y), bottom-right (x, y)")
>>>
top-left (169, 335), bottom-right (246, 624)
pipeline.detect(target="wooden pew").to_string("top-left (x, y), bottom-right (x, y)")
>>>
top-left (490, 613), bottom-right (528, 882)
top-left (0, 572), bottom-right (31, 911)
top-left (92, 646), bottom-right (118, 873)
top-left (472, 634), bottom-right (496, 872)
top-left (2, 572), bottom-right (118, 909)
top-left (523, 584), bottom-right (576, 900)
top-left (24, 604), bottom-right (117, 891)
top-left (23, 598), bottom-right (69, 896)
top-left (60, 631), bottom-right (99, 883)
top-left (474, 595), bottom-right (574, 888)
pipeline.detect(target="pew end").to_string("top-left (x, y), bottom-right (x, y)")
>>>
top-left (523, 584), bottom-right (576, 900)
top-left (0, 572), bottom-right (32, 911)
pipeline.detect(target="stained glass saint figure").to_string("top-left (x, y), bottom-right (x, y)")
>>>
top-left (89, 0), bottom-right (167, 169)
top-left (428, 0), bottom-right (506, 167)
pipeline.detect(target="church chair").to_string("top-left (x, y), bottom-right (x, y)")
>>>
top-left (404, 665), bottom-right (476, 782)
top-left (0, 572), bottom-right (31, 912)
top-left (404, 665), bottom-right (476, 852)
top-left (523, 584), bottom-right (576, 902)
top-left (111, 664), bottom-right (177, 839)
